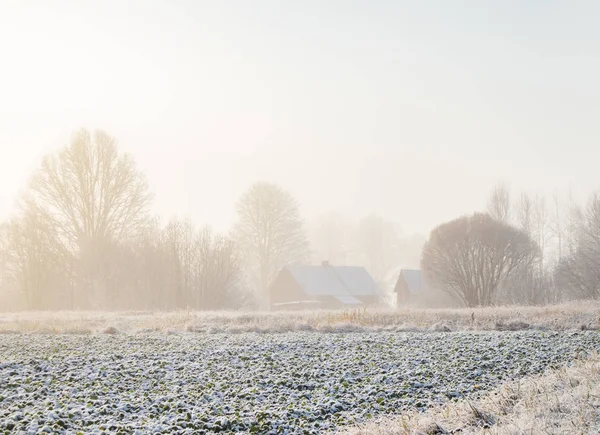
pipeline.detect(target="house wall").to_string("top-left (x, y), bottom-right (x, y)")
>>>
top-left (269, 270), bottom-right (342, 310)
top-left (269, 269), bottom-right (306, 306)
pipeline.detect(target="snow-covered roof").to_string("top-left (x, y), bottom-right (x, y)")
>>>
top-left (284, 264), bottom-right (382, 301)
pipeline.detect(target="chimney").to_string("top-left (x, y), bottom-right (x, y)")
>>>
top-left (321, 260), bottom-right (330, 267)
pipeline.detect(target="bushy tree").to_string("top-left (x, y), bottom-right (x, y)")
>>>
top-left (422, 213), bottom-right (538, 307)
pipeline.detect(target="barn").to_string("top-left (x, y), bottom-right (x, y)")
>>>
top-left (269, 262), bottom-right (382, 310)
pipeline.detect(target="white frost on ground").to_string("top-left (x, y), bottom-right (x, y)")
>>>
top-left (341, 349), bottom-right (600, 434)
top-left (1, 331), bottom-right (599, 433)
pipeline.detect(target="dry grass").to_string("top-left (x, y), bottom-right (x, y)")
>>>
top-left (339, 351), bottom-right (600, 435)
top-left (0, 300), bottom-right (598, 334)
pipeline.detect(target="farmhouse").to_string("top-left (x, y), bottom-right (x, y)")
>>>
top-left (394, 269), bottom-right (457, 308)
top-left (269, 262), bottom-right (382, 310)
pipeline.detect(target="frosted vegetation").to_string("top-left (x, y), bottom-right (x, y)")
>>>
top-left (342, 351), bottom-right (600, 434)
top-left (1, 331), bottom-right (599, 434)
top-left (1, 301), bottom-right (599, 335)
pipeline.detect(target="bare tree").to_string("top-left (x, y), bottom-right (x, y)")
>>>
top-left (162, 219), bottom-right (197, 309)
top-left (565, 190), bottom-right (582, 258)
top-left (550, 191), bottom-right (564, 261)
top-left (555, 192), bottom-right (600, 300)
top-left (129, 220), bottom-right (169, 309)
top-left (422, 213), bottom-right (538, 307)
top-left (4, 205), bottom-right (71, 309)
top-left (487, 182), bottom-right (511, 224)
top-left (234, 182), bottom-right (309, 307)
top-left (532, 194), bottom-right (548, 266)
top-left (2, 129), bottom-right (248, 311)
top-left (194, 228), bottom-right (241, 309)
top-left (515, 192), bottom-right (534, 235)
top-left (159, 220), bottom-right (241, 309)
top-left (505, 192), bottom-right (552, 304)
top-left (30, 129), bottom-right (152, 246)
top-left (25, 129), bottom-right (152, 307)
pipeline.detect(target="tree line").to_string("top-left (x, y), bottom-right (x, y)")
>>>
top-left (2, 131), bottom-right (597, 310)
top-left (0, 130), bottom-right (311, 310)
top-left (422, 183), bottom-right (600, 307)
top-left (0, 129), bottom-right (422, 310)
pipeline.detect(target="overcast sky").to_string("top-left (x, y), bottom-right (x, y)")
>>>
top-left (1, 0), bottom-right (599, 235)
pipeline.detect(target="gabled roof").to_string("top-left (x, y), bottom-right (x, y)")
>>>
top-left (283, 264), bottom-right (382, 304)
top-left (395, 269), bottom-right (434, 294)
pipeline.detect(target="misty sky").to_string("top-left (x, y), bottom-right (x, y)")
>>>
top-left (1, 1), bottom-right (599, 235)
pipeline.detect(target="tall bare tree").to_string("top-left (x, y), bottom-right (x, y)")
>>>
top-left (532, 194), bottom-right (548, 266)
top-left (422, 213), bottom-right (538, 307)
top-left (194, 227), bottom-right (241, 309)
top-left (157, 219), bottom-right (241, 309)
top-left (565, 190), bottom-right (582, 258)
top-left (555, 192), bottom-right (600, 300)
top-left (129, 220), bottom-right (169, 309)
top-left (234, 182), bottom-right (309, 307)
top-left (515, 192), bottom-right (534, 235)
top-left (25, 129), bottom-right (152, 307)
top-left (550, 191), bottom-right (565, 261)
top-left (502, 191), bottom-right (551, 304)
top-left (163, 218), bottom-right (197, 309)
top-left (487, 182), bottom-right (511, 224)
top-left (29, 129), bottom-right (152, 247)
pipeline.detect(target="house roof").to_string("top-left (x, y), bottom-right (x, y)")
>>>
top-left (395, 269), bottom-right (434, 294)
top-left (283, 264), bottom-right (382, 304)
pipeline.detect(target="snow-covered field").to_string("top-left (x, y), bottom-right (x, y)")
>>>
top-left (1, 330), bottom-right (599, 434)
